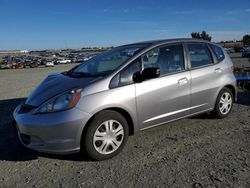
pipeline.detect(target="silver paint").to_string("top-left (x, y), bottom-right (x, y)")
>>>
top-left (13, 39), bottom-right (237, 154)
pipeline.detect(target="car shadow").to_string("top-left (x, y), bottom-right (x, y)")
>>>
top-left (0, 98), bottom-right (37, 161)
top-left (0, 98), bottom-right (90, 162)
top-left (237, 91), bottom-right (250, 106)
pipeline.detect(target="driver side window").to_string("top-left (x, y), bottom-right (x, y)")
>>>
top-left (142, 48), bottom-right (159, 69)
top-left (109, 44), bottom-right (185, 88)
top-left (142, 44), bottom-right (185, 75)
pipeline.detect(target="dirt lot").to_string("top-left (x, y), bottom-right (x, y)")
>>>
top-left (0, 63), bottom-right (249, 188)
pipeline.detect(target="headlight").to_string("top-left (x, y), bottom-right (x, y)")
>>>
top-left (35, 88), bottom-right (82, 114)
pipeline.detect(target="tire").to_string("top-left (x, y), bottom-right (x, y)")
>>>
top-left (243, 82), bottom-right (250, 92)
top-left (82, 110), bottom-right (129, 161)
top-left (213, 87), bottom-right (233, 118)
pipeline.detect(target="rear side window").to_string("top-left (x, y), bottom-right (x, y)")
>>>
top-left (187, 43), bottom-right (213, 68)
top-left (209, 44), bottom-right (225, 62)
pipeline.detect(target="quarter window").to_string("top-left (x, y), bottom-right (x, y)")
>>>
top-left (209, 44), bottom-right (225, 62)
top-left (187, 43), bottom-right (213, 68)
top-left (142, 44), bottom-right (185, 75)
top-left (119, 58), bottom-right (140, 86)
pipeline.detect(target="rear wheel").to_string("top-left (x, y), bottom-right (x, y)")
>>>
top-left (82, 110), bottom-right (129, 161)
top-left (213, 88), bottom-right (233, 118)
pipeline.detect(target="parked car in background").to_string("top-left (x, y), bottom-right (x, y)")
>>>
top-left (83, 56), bottom-right (93, 61)
top-left (37, 58), bottom-right (48, 66)
top-left (23, 60), bottom-right (38, 68)
top-left (233, 46), bottom-right (244, 53)
top-left (13, 38), bottom-right (236, 161)
top-left (9, 61), bottom-right (24, 69)
top-left (224, 47), bottom-right (235, 54)
top-left (57, 59), bottom-right (71, 64)
top-left (0, 62), bottom-right (11, 69)
top-left (70, 56), bottom-right (85, 63)
top-left (45, 61), bottom-right (54, 67)
top-left (242, 47), bottom-right (250, 58)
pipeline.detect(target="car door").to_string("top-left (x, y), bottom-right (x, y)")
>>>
top-left (135, 43), bottom-right (191, 129)
top-left (185, 42), bottom-right (223, 114)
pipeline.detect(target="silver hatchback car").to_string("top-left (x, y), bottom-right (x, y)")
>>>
top-left (13, 39), bottom-right (237, 160)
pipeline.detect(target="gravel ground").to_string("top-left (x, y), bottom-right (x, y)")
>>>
top-left (0, 64), bottom-right (249, 188)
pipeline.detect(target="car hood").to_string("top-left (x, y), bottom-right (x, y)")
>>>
top-left (25, 72), bottom-right (101, 107)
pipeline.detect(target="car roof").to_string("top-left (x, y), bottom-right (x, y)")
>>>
top-left (121, 38), bottom-right (212, 47)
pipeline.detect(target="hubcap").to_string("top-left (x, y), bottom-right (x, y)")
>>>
top-left (93, 120), bottom-right (124, 155)
top-left (219, 92), bottom-right (232, 115)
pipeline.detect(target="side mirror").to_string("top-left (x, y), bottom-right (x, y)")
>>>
top-left (133, 71), bottom-right (143, 83)
top-left (142, 67), bottom-right (160, 79)
top-left (133, 67), bottom-right (160, 83)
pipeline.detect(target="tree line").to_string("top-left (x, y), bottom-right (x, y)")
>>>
top-left (190, 31), bottom-right (250, 46)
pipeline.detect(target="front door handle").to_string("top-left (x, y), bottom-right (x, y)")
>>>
top-left (178, 77), bottom-right (188, 85)
top-left (214, 68), bottom-right (222, 73)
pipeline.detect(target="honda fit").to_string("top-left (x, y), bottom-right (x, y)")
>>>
top-left (13, 39), bottom-right (237, 160)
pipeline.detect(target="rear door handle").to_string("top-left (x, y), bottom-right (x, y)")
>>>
top-left (178, 77), bottom-right (188, 85)
top-left (214, 68), bottom-right (222, 73)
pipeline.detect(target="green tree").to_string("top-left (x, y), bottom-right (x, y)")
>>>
top-left (243, 34), bottom-right (250, 46)
top-left (191, 32), bottom-right (201, 39)
top-left (191, 30), bottom-right (212, 41)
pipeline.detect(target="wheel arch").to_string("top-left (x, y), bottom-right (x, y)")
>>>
top-left (223, 84), bottom-right (237, 102)
top-left (212, 84), bottom-right (236, 111)
top-left (102, 107), bottom-right (135, 135)
top-left (80, 107), bottom-right (135, 147)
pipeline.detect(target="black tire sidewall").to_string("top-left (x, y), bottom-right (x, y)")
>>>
top-left (83, 110), bottom-right (129, 161)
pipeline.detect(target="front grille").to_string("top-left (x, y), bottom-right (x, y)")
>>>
top-left (18, 104), bottom-right (35, 114)
top-left (20, 133), bottom-right (30, 145)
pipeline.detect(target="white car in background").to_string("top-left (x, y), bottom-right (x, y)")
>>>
top-left (83, 56), bottom-right (93, 61)
top-left (45, 61), bottom-right (54, 67)
top-left (0, 63), bottom-right (11, 69)
top-left (57, 59), bottom-right (71, 64)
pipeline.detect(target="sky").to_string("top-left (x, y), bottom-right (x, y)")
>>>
top-left (0, 0), bottom-right (250, 50)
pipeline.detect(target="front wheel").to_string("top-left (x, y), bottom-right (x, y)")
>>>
top-left (213, 88), bottom-right (233, 118)
top-left (82, 110), bottom-right (129, 161)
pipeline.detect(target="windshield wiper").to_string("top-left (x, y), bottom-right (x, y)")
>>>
top-left (73, 72), bottom-right (93, 77)
top-left (63, 64), bottom-right (81, 75)
top-left (63, 71), bottom-right (94, 77)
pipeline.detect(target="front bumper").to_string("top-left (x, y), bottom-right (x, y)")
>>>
top-left (13, 104), bottom-right (92, 154)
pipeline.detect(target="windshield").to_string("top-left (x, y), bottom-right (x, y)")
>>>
top-left (68, 45), bottom-right (146, 77)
